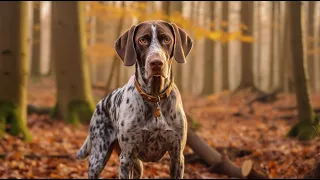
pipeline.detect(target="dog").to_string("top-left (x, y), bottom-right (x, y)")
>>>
top-left (76, 20), bottom-right (193, 179)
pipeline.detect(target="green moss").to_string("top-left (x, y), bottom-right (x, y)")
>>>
top-left (0, 101), bottom-right (32, 142)
top-left (67, 100), bottom-right (94, 126)
top-left (0, 111), bottom-right (6, 139)
top-left (50, 103), bottom-right (60, 119)
top-left (287, 118), bottom-right (320, 141)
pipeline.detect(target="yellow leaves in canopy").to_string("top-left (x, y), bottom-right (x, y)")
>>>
top-left (134, 2), bottom-right (148, 10)
top-left (83, 2), bottom-right (256, 45)
top-left (240, 35), bottom-right (255, 43)
top-left (208, 31), bottom-right (221, 41)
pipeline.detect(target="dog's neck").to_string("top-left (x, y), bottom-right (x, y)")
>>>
top-left (135, 64), bottom-right (172, 95)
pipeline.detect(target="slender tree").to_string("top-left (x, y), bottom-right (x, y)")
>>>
top-left (287, 1), bottom-right (319, 140)
top-left (268, 2), bottom-right (275, 90)
top-left (162, 1), bottom-right (170, 15)
top-left (188, 1), bottom-right (199, 93)
top-left (202, 1), bottom-right (215, 95)
top-left (307, 1), bottom-right (315, 91)
top-left (236, 1), bottom-right (255, 91)
top-left (279, 2), bottom-right (292, 92)
top-left (256, 2), bottom-right (262, 87)
top-left (51, 1), bottom-right (95, 126)
top-left (171, 1), bottom-right (184, 91)
top-left (31, 1), bottom-right (41, 77)
top-left (221, 1), bottom-right (229, 90)
top-left (105, 1), bottom-right (125, 92)
top-left (0, 1), bottom-right (32, 141)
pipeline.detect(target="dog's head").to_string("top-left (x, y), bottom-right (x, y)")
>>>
top-left (114, 20), bottom-right (193, 82)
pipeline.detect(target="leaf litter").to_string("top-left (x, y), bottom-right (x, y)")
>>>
top-left (0, 77), bottom-right (320, 178)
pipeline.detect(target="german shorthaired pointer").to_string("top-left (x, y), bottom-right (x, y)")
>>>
top-left (76, 20), bottom-right (193, 179)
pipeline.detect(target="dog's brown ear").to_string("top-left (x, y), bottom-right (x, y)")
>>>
top-left (170, 23), bottom-right (193, 63)
top-left (114, 25), bottom-right (137, 66)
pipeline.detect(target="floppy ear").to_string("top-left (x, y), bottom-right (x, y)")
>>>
top-left (170, 23), bottom-right (193, 63)
top-left (114, 25), bottom-right (137, 66)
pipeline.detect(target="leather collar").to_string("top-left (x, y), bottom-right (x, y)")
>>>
top-left (134, 76), bottom-right (174, 103)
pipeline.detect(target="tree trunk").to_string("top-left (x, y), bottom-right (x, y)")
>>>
top-left (51, 2), bottom-right (95, 126)
top-left (268, 2), bottom-right (275, 91)
top-left (307, 1), bottom-right (315, 91)
top-left (287, 1), bottom-right (319, 141)
top-left (221, 1), bottom-right (229, 91)
top-left (170, 1), bottom-right (184, 92)
top-left (0, 1), bottom-right (32, 141)
top-left (95, 18), bottom-right (106, 84)
top-left (188, 1), bottom-right (199, 93)
top-left (275, 1), bottom-right (281, 90)
top-left (137, 1), bottom-right (147, 23)
top-left (256, 2), bottom-right (262, 88)
top-left (31, 1), bottom-right (41, 77)
top-left (162, 1), bottom-right (170, 16)
top-left (88, 15), bottom-right (97, 85)
top-left (280, 2), bottom-right (293, 93)
top-left (202, 2), bottom-right (215, 96)
top-left (237, 1), bottom-right (255, 90)
top-left (105, 1), bottom-right (125, 92)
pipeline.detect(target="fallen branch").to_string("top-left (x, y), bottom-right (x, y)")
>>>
top-left (185, 114), bottom-right (269, 179)
top-left (242, 159), bottom-right (269, 179)
top-left (246, 88), bottom-right (280, 106)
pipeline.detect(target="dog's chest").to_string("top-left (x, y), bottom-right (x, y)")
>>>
top-left (137, 116), bottom-right (175, 162)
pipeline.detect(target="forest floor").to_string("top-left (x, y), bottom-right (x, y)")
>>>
top-left (0, 77), bottom-right (320, 179)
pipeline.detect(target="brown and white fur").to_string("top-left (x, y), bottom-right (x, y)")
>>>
top-left (76, 20), bottom-right (193, 179)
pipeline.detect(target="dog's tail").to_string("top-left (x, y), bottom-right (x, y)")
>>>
top-left (76, 135), bottom-right (91, 160)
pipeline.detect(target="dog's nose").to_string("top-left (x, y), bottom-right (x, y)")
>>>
top-left (150, 60), bottom-right (164, 70)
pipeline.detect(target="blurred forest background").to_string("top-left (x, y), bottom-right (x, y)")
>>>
top-left (0, 1), bottom-right (320, 179)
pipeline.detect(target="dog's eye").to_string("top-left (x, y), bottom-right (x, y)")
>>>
top-left (163, 37), bottom-right (171, 44)
top-left (139, 38), bottom-right (148, 45)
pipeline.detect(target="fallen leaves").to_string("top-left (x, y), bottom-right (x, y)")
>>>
top-left (1, 77), bottom-right (320, 178)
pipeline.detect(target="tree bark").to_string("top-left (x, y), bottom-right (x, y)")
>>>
top-left (287, 1), bottom-right (319, 141)
top-left (236, 1), bottom-right (255, 90)
top-left (95, 18), bottom-right (106, 84)
top-left (202, 2), bottom-right (215, 96)
top-left (0, 1), bottom-right (32, 141)
top-left (31, 1), bottom-right (41, 77)
top-left (188, 1), bottom-right (199, 93)
top-left (268, 2), bottom-right (275, 91)
top-left (221, 1), bottom-right (229, 91)
top-left (51, 2), bottom-right (95, 126)
top-left (256, 2), bottom-right (262, 88)
top-left (105, 1), bottom-right (125, 93)
top-left (170, 1), bottom-right (184, 92)
top-left (162, 1), bottom-right (170, 16)
top-left (307, 1), bottom-right (315, 91)
top-left (279, 2), bottom-right (292, 92)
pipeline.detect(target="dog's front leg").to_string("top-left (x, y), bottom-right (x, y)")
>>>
top-left (119, 150), bottom-right (135, 179)
top-left (169, 144), bottom-right (185, 179)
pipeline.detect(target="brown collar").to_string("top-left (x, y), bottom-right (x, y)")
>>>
top-left (134, 76), bottom-right (174, 103)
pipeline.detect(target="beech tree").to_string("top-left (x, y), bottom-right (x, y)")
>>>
top-left (287, 1), bottom-right (320, 140)
top-left (51, 1), bottom-right (95, 126)
top-left (0, 1), bottom-right (32, 141)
